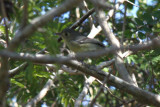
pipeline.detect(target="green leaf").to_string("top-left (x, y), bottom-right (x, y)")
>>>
top-left (102, 67), bottom-right (109, 72)
top-left (11, 79), bottom-right (25, 88)
top-left (152, 10), bottom-right (160, 19)
top-left (0, 25), bottom-right (5, 34)
top-left (135, 18), bottom-right (144, 25)
top-left (43, 33), bottom-right (60, 55)
top-left (64, 98), bottom-right (68, 107)
top-left (129, 22), bottom-right (135, 28)
top-left (142, 13), bottom-right (154, 24)
top-left (140, 26), bottom-right (152, 32)
top-left (138, 32), bottom-right (146, 39)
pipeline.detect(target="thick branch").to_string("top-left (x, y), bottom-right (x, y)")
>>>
top-left (65, 61), bottom-right (160, 106)
top-left (88, 0), bottom-right (125, 38)
top-left (96, 7), bottom-right (136, 85)
top-left (0, 57), bottom-right (9, 106)
top-left (0, 0), bottom-right (9, 106)
top-left (0, 47), bottom-right (159, 106)
top-left (0, 37), bottom-right (159, 63)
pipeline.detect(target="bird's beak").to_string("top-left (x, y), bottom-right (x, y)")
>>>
top-left (54, 33), bottom-right (62, 42)
top-left (54, 33), bottom-right (62, 36)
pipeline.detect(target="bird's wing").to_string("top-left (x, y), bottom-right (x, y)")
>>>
top-left (75, 37), bottom-right (105, 48)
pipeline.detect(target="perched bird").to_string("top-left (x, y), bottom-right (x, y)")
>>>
top-left (58, 28), bottom-right (105, 53)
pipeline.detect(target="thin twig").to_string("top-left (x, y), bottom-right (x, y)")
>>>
top-left (121, 2), bottom-right (127, 45)
top-left (88, 0), bottom-right (125, 39)
top-left (0, 0), bottom-right (9, 46)
top-left (81, 0), bottom-right (95, 29)
top-left (26, 79), bottom-right (53, 107)
top-left (61, 65), bottom-right (83, 75)
top-left (9, 62), bottom-right (28, 78)
top-left (26, 69), bottom-right (64, 107)
top-left (20, 0), bottom-right (28, 30)
top-left (90, 78), bottom-right (107, 106)
top-left (75, 76), bottom-right (96, 107)
top-left (70, 8), bottom-right (95, 29)
top-left (8, 48), bottom-right (47, 78)
top-left (125, 0), bottom-right (139, 7)
top-left (97, 59), bottom-right (115, 69)
top-left (96, 79), bottom-right (125, 103)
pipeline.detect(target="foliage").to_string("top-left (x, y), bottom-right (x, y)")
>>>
top-left (0, 0), bottom-right (160, 106)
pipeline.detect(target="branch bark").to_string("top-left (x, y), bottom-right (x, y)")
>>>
top-left (26, 70), bottom-right (64, 107)
top-left (0, 41), bottom-right (159, 106)
top-left (75, 76), bottom-right (95, 107)
top-left (26, 79), bottom-right (53, 107)
top-left (0, 51), bottom-right (159, 106)
top-left (88, 0), bottom-right (125, 38)
top-left (95, 5), bottom-right (136, 86)
top-left (65, 61), bottom-right (160, 106)
top-left (0, 37), bottom-right (159, 63)
top-left (0, 0), bottom-right (9, 106)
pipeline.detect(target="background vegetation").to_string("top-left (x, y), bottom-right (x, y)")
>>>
top-left (0, 0), bottom-right (160, 106)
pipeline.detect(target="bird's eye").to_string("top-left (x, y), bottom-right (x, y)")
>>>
top-left (64, 32), bottom-right (68, 36)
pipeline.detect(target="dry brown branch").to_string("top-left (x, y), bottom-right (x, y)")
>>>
top-left (0, 0), bottom-right (9, 106)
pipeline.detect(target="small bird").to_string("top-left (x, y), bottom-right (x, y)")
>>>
top-left (58, 28), bottom-right (105, 53)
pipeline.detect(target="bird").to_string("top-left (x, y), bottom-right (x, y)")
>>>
top-left (58, 28), bottom-right (105, 53)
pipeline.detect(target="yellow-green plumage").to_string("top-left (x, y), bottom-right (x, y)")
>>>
top-left (60, 29), bottom-right (105, 53)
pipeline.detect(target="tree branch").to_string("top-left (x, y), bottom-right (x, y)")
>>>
top-left (75, 76), bottom-right (95, 107)
top-left (95, 6), bottom-right (136, 86)
top-left (90, 78), bottom-right (107, 106)
top-left (88, 0), bottom-right (125, 38)
top-left (64, 61), bottom-right (160, 106)
top-left (9, 62), bottom-right (28, 78)
top-left (8, 0), bottom-right (82, 51)
top-left (0, 49), bottom-right (159, 106)
top-left (26, 70), bottom-right (64, 107)
top-left (70, 8), bottom-right (95, 29)
top-left (0, 0), bottom-right (9, 106)
top-left (20, 0), bottom-right (28, 30)
top-left (0, 37), bottom-right (159, 63)
top-left (121, 2), bottom-right (127, 44)
top-left (26, 79), bottom-right (53, 107)
top-left (97, 59), bottom-right (115, 69)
